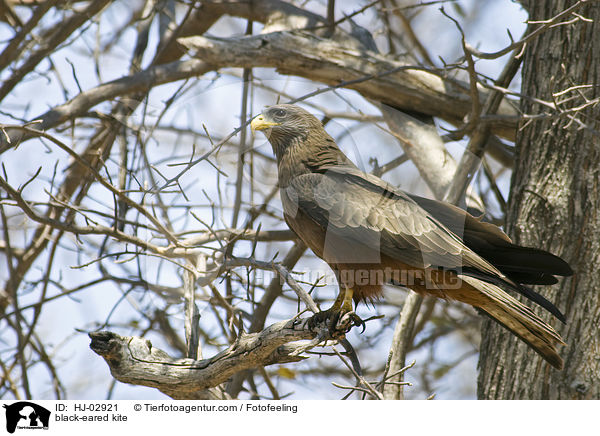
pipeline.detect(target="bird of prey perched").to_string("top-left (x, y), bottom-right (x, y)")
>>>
top-left (250, 104), bottom-right (572, 369)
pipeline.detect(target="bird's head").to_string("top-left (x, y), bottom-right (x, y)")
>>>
top-left (251, 104), bottom-right (327, 159)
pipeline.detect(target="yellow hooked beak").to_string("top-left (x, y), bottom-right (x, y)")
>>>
top-left (250, 115), bottom-right (280, 131)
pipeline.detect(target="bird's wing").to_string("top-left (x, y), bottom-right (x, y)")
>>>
top-left (283, 165), bottom-right (502, 277)
top-left (406, 193), bottom-right (573, 282)
top-left (285, 165), bottom-right (567, 322)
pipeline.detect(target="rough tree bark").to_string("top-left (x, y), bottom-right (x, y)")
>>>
top-left (478, 0), bottom-right (600, 399)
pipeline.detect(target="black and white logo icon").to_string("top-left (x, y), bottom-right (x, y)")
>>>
top-left (3, 402), bottom-right (50, 433)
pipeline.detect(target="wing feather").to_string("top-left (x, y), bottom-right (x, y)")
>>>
top-left (285, 166), bottom-right (501, 275)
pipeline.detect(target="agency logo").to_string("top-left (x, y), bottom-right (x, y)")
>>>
top-left (3, 402), bottom-right (50, 434)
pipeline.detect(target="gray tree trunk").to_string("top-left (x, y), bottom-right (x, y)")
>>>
top-left (478, 1), bottom-right (600, 399)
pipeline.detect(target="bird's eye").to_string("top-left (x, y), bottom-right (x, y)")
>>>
top-left (274, 109), bottom-right (287, 118)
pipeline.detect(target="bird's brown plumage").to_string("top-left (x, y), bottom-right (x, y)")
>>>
top-left (251, 103), bottom-right (572, 369)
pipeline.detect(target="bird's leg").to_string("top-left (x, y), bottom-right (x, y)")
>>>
top-left (308, 287), bottom-right (364, 337)
top-left (336, 287), bottom-right (365, 333)
top-left (330, 285), bottom-right (351, 311)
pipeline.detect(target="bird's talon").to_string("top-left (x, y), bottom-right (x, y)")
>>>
top-left (337, 311), bottom-right (365, 333)
top-left (307, 308), bottom-right (365, 339)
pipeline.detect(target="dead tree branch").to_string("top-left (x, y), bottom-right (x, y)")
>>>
top-left (179, 31), bottom-right (518, 140)
top-left (90, 317), bottom-right (324, 399)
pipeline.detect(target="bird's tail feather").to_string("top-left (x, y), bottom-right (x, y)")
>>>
top-left (459, 276), bottom-right (565, 369)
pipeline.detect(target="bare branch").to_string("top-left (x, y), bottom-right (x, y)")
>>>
top-left (460, 0), bottom-right (592, 60)
top-left (0, 59), bottom-right (213, 151)
top-left (180, 31), bottom-right (518, 140)
top-left (382, 291), bottom-right (422, 400)
top-left (89, 317), bottom-right (320, 399)
top-left (0, 0), bottom-right (111, 102)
